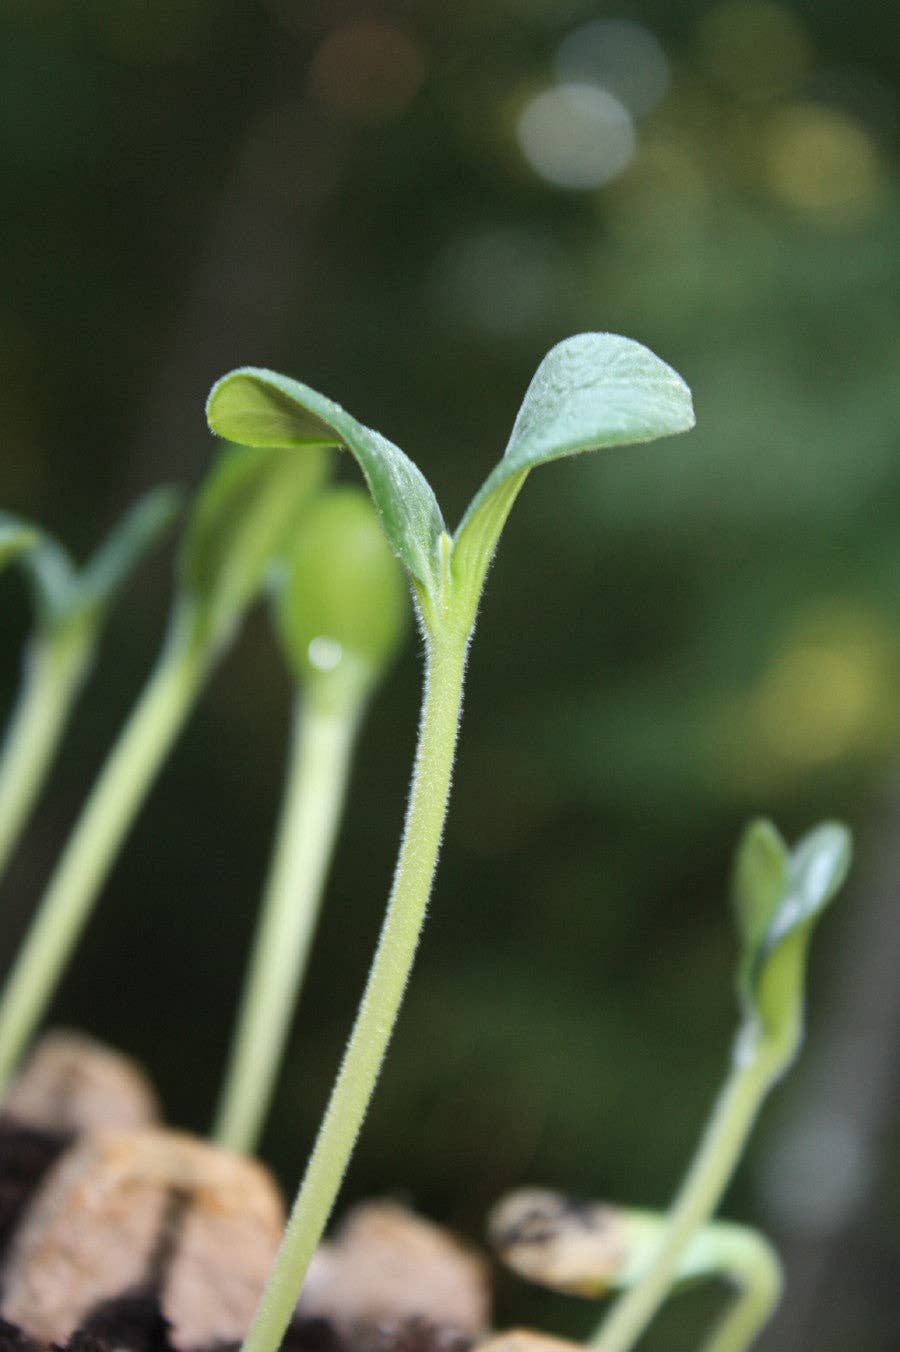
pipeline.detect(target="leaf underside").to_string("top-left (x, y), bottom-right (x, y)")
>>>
top-left (206, 370), bottom-right (444, 591)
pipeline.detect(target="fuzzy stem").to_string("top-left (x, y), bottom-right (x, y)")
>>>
top-left (0, 621), bottom-right (208, 1091)
top-left (594, 1044), bottom-right (781, 1352)
top-left (240, 631), bottom-right (468, 1352)
top-left (0, 632), bottom-right (91, 882)
top-left (213, 690), bottom-right (360, 1153)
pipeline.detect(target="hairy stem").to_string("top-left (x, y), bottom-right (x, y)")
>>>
top-left (594, 1045), bottom-right (780, 1352)
top-left (0, 623), bottom-right (208, 1090)
top-left (0, 632), bottom-right (91, 882)
top-left (214, 690), bottom-right (359, 1153)
top-left (240, 632), bottom-right (468, 1352)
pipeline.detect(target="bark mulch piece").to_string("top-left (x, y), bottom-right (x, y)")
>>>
top-left (0, 1118), bottom-right (70, 1264)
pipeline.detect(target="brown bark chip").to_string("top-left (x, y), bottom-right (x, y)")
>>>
top-left (2, 1031), bottom-right (160, 1134)
top-left (472, 1332), bottom-right (583, 1352)
top-left (0, 1126), bottom-right (285, 1348)
top-left (0, 1120), bottom-right (70, 1262)
top-left (298, 1201), bottom-right (491, 1336)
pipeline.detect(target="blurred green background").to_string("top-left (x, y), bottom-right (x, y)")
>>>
top-left (1, 1), bottom-right (898, 1347)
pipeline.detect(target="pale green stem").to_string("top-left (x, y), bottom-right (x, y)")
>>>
top-left (0, 630), bottom-right (92, 882)
top-left (240, 632), bottom-right (468, 1352)
top-left (213, 689), bottom-right (360, 1154)
top-left (699, 1227), bottom-right (782, 1352)
top-left (594, 1043), bottom-right (781, 1352)
top-left (0, 622), bottom-right (208, 1092)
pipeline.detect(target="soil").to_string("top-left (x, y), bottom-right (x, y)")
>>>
top-left (0, 1041), bottom-right (483, 1352)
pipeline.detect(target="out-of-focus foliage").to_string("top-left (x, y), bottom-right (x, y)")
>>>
top-left (0, 2), bottom-right (897, 1348)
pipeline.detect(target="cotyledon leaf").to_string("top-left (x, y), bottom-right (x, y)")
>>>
top-left (734, 819), bottom-right (851, 1057)
top-left (451, 334), bottom-right (696, 607)
top-left (205, 369), bottom-right (445, 596)
top-left (1, 490), bottom-right (181, 636)
top-left (178, 441), bottom-right (327, 650)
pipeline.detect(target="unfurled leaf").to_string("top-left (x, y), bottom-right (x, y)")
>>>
top-left (207, 336), bottom-right (694, 640)
top-left (732, 819), bottom-right (851, 1057)
top-left (452, 334), bottom-right (695, 605)
top-left (274, 487), bottom-right (408, 707)
top-left (178, 442), bottom-right (327, 650)
top-left (206, 370), bottom-right (444, 595)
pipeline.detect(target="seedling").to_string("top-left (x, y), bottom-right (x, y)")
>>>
top-left (591, 819), bottom-right (851, 1352)
top-left (0, 443), bottom-right (326, 1091)
top-left (0, 491), bottom-right (180, 882)
top-left (0, 518), bottom-right (37, 571)
top-left (214, 485), bottom-right (408, 1153)
top-left (490, 1187), bottom-right (782, 1352)
top-left (206, 332), bottom-right (695, 1352)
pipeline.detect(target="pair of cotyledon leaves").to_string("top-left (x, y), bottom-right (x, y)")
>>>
top-left (205, 333), bottom-right (696, 637)
top-left (733, 818), bottom-right (851, 1062)
top-left (0, 490), bottom-right (179, 645)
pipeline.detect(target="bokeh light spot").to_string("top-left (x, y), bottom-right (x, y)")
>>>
top-left (307, 21), bottom-right (427, 124)
top-left (555, 19), bottom-right (670, 118)
top-left (516, 83), bottom-right (635, 190)
top-left (697, 0), bottom-right (812, 102)
top-left (765, 102), bottom-right (886, 222)
top-left (307, 637), bottom-right (342, 672)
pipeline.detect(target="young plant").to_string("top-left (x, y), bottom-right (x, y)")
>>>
top-left (592, 819), bottom-right (852, 1352)
top-left (0, 443), bottom-right (327, 1092)
top-left (0, 491), bottom-right (180, 883)
top-left (490, 1187), bottom-right (782, 1352)
top-left (213, 486), bottom-right (407, 1153)
top-left (206, 332), bottom-right (695, 1352)
top-left (0, 518), bottom-right (37, 571)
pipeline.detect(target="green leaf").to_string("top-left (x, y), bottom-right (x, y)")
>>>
top-left (732, 819), bottom-right (790, 1013)
top-left (451, 334), bottom-right (695, 608)
top-left (206, 369), bottom-right (444, 595)
top-left (0, 517), bottom-right (37, 571)
top-left (178, 441), bottom-right (327, 650)
top-left (1, 490), bottom-right (180, 637)
top-left (733, 819), bottom-right (852, 1058)
top-left (274, 486), bottom-right (408, 708)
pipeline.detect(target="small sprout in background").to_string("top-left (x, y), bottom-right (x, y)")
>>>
top-left (207, 332), bottom-right (694, 1352)
top-left (213, 486), bottom-right (408, 1154)
top-left (0, 490), bottom-right (181, 883)
top-left (0, 518), bottom-right (38, 571)
top-left (592, 819), bottom-right (851, 1352)
top-left (490, 1188), bottom-right (782, 1352)
top-left (0, 443), bottom-right (327, 1092)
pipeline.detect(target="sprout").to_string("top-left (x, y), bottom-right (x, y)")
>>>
top-left (491, 1187), bottom-right (782, 1352)
top-left (207, 333), bottom-right (694, 1352)
top-left (214, 486), bottom-right (408, 1153)
top-left (593, 819), bottom-right (851, 1352)
top-left (0, 490), bottom-right (180, 882)
top-left (0, 444), bottom-right (326, 1091)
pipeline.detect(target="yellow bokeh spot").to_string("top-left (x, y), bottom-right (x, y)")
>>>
top-left (765, 102), bottom-right (886, 222)
top-left (714, 606), bottom-right (898, 794)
